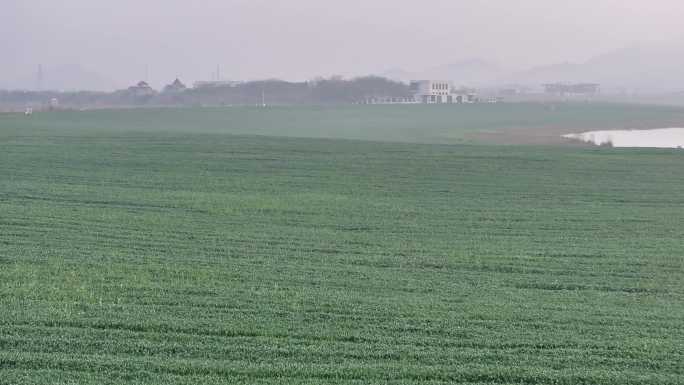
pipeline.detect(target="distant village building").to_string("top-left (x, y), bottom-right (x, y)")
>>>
top-left (408, 81), bottom-right (479, 104)
top-left (127, 81), bottom-right (156, 97)
top-left (410, 80), bottom-right (452, 104)
top-left (163, 78), bottom-right (187, 93)
top-left (499, 87), bottom-right (529, 97)
top-left (451, 86), bottom-right (478, 104)
top-left (543, 83), bottom-right (600, 96)
top-left (363, 96), bottom-right (417, 104)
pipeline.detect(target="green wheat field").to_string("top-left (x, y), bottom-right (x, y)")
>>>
top-left (1, 104), bottom-right (683, 384)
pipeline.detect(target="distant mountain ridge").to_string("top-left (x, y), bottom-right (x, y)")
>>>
top-left (381, 40), bottom-right (684, 92)
top-left (508, 41), bottom-right (684, 91)
top-left (5, 40), bottom-right (684, 93)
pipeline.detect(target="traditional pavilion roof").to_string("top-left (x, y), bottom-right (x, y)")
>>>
top-left (170, 78), bottom-right (186, 88)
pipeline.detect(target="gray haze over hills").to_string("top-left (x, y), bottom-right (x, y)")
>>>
top-left (509, 40), bottom-right (684, 92)
top-left (3, 0), bottom-right (684, 92)
top-left (383, 60), bottom-right (507, 88)
top-left (385, 40), bottom-right (684, 92)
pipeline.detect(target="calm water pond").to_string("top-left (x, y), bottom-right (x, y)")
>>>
top-left (563, 128), bottom-right (684, 148)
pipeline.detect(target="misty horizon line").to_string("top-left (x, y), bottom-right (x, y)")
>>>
top-left (6, 37), bottom-right (684, 94)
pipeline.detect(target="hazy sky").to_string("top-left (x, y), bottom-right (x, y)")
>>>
top-left (3, 0), bottom-right (684, 89)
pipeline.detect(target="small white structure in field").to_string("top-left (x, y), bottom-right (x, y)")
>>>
top-left (24, 107), bottom-right (33, 116)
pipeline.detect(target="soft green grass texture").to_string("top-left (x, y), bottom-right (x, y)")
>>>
top-left (1, 105), bottom-right (683, 384)
top-left (5, 102), bottom-right (684, 144)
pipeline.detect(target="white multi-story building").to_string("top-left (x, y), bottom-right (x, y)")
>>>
top-left (410, 80), bottom-right (452, 103)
